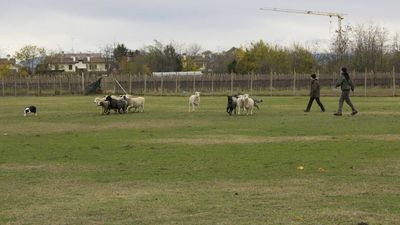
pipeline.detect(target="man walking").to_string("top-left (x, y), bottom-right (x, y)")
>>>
top-left (334, 67), bottom-right (358, 116)
top-left (304, 73), bottom-right (325, 112)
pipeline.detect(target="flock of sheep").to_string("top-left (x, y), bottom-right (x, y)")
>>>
top-left (93, 92), bottom-right (262, 115)
top-left (94, 95), bottom-right (145, 114)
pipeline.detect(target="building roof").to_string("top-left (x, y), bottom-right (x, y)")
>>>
top-left (48, 54), bottom-right (106, 65)
top-left (0, 58), bottom-right (16, 65)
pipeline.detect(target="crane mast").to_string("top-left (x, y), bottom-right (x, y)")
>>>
top-left (260, 7), bottom-right (347, 65)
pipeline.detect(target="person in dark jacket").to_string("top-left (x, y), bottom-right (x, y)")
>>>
top-left (334, 67), bottom-right (358, 116)
top-left (304, 74), bottom-right (325, 112)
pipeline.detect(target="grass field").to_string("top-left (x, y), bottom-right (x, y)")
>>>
top-left (1, 95), bottom-right (400, 225)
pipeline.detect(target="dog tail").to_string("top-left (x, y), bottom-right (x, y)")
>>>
top-left (253, 99), bottom-right (263, 104)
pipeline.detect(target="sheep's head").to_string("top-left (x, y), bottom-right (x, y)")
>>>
top-left (105, 95), bottom-right (112, 101)
top-left (195, 92), bottom-right (200, 96)
top-left (94, 97), bottom-right (100, 104)
top-left (243, 94), bottom-right (251, 104)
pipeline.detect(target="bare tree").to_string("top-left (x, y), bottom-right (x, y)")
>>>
top-left (350, 23), bottom-right (388, 72)
top-left (330, 25), bottom-right (352, 69)
top-left (100, 44), bottom-right (115, 75)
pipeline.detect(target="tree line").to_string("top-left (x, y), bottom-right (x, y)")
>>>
top-left (2, 22), bottom-right (400, 78)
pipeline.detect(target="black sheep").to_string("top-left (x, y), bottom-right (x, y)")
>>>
top-left (105, 96), bottom-right (127, 114)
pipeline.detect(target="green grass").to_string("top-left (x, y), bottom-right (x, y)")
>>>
top-left (0, 95), bottom-right (400, 225)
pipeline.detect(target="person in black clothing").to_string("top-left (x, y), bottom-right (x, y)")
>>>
top-left (304, 74), bottom-right (325, 112)
top-left (334, 67), bottom-right (358, 116)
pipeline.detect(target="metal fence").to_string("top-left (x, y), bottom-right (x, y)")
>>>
top-left (1, 70), bottom-right (399, 97)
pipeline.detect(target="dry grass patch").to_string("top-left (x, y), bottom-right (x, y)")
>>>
top-left (356, 158), bottom-right (400, 177)
top-left (0, 163), bottom-right (95, 174)
top-left (361, 111), bottom-right (400, 116)
top-left (1, 120), bottom-right (200, 135)
top-left (359, 134), bottom-right (400, 141)
top-left (2, 175), bottom-right (399, 224)
top-left (138, 135), bottom-right (335, 145)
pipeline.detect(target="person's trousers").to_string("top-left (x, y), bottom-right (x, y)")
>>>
top-left (338, 90), bottom-right (356, 113)
top-left (305, 97), bottom-right (325, 111)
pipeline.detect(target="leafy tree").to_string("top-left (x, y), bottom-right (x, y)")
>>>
top-left (289, 44), bottom-right (316, 73)
top-left (208, 48), bottom-right (236, 74)
top-left (145, 40), bottom-right (181, 72)
top-left (14, 45), bottom-right (45, 75)
top-left (235, 41), bottom-right (292, 74)
top-left (0, 64), bottom-right (10, 77)
top-left (113, 43), bottom-right (129, 64)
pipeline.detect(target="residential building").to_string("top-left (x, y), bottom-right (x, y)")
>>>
top-left (48, 53), bottom-right (109, 73)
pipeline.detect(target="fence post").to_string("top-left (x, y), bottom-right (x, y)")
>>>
top-left (81, 71), bottom-right (85, 94)
top-left (37, 75), bottom-right (41, 96)
top-left (293, 68), bottom-right (296, 96)
top-left (364, 68), bottom-right (367, 97)
top-left (250, 72), bottom-right (253, 95)
top-left (160, 73), bottom-right (164, 96)
top-left (193, 75), bottom-right (196, 92)
top-left (211, 73), bottom-right (214, 95)
top-left (68, 75), bottom-right (71, 94)
top-left (393, 66), bottom-right (396, 97)
top-left (230, 73), bottom-right (233, 94)
top-left (129, 73), bottom-right (132, 94)
top-left (26, 76), bottom-right (30, 96)
top-left (175, 73), bottom-right (178, 94)
top-left (14, 74), bottom-right (17, 96)
top-left (53, 75), bottom-right (57, 95)
top-left (2, 76), bottom-right (4, 96)
top-left (144, 73), bottom-right (147, 95)
top-left (59, 75), bottom-right (62, 95)
top-left (270, 70), bottom-right (273, 96)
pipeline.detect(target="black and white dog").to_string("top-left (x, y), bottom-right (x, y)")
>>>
top-left (24, 105), bottom-right (37, 116)
top-left (226, 95), bottom-right (237, 116)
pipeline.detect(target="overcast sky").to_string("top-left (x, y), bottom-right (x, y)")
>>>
top-left (1, 0), bottom-right (399, 56)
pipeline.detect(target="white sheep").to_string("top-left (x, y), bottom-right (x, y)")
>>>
top-left (236, 94), bottom-right (245, 115)
top-left (99, 100), bottom-right (110, 114)
top-left (94, 95), bottom-right (122, 105)
top-left (94, 96), bottom-right (106, 106)
top-left (243, 94), bottom-right (254, 115)
top-left (188, 92), bottom-right (200, 112)
top-left (94, 95), bottom-right (123, 114)
top-left (121, 95), bottom-right (145, 112)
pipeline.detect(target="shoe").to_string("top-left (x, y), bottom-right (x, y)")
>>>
top-left (351, 111), bottom-right (358, 116)
top-left (333, 112), bottom-right (342, 116)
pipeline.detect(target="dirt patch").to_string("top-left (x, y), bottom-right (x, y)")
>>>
top-left (0, 163), bottom-right (94, 174)
top-left (359, 134), bottom-right (400, 141)
top-left (361, 111), bottom-right (400, 116)
top-left (1, 120), bottom-right (194, 135)
top-left (138, 135), bottom-right (335, 145)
